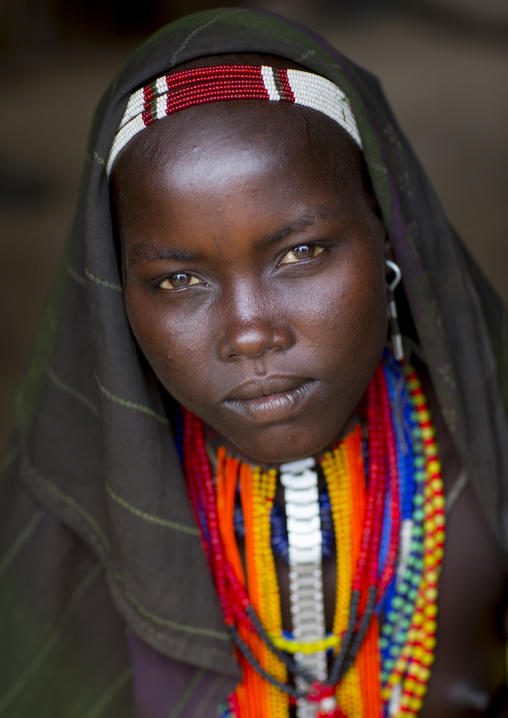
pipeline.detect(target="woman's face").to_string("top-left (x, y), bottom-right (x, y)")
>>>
top-left (113, 100), bottom-right (387, 463)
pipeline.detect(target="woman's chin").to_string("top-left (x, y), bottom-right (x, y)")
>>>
top-left (209, 421), bottom-right (347, 466)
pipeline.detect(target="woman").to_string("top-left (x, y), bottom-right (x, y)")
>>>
top-left (1, 8), bottom-right (507, 717)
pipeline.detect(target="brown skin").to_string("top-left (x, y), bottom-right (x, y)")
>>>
top-left (112, 57), bottom-right (508, 715)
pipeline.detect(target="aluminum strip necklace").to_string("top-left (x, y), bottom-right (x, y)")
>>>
top-left (280, 457), bottom-right (329, 718)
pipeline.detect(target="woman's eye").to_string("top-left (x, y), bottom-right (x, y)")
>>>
top-left (280, 244), bottom-right (324, 264)
top-left (159, 273), bottom-right (201, 290)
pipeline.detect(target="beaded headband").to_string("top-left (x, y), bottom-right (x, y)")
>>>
top-left (106, 64), bottom-right (363, 175)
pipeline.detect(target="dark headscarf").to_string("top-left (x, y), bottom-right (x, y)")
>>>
top-left (2, 7), bottom-right (507, 716)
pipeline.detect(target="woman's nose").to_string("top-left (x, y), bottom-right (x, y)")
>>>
top-left (216, 290), bottom-right (295, 361)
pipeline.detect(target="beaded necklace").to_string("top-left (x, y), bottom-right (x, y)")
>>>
top-left (181, 355), bottom-right (444, 718)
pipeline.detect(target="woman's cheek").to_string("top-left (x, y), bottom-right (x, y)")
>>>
top-left (133, 311), bottom-right (214, 396)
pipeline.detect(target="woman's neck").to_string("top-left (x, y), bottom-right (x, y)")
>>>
top-left (203, 403), bottom-right (366, 471)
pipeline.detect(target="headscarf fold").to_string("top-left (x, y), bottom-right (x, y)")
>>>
top-left (2, 6), bottom-right (508, 693)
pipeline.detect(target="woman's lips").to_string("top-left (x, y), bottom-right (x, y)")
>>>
top-left (223, 376), bottom-right (316, 423)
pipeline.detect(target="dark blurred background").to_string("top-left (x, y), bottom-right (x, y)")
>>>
top-left (1, 0), bottom-right (507, 456)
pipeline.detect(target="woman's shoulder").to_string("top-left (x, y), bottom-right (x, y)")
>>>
top-left (421, 373), bottom-right (508, 716)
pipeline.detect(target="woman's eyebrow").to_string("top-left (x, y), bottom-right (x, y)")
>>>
top-left (128, 243), bottom-right (198, 266)
top-left (127, 207), bottom-right (336, 265)
top-left (261, 207), bottom-right (335, 247)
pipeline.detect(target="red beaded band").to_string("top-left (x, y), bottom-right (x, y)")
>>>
top-left (106, 64), bottom-right (362, 174)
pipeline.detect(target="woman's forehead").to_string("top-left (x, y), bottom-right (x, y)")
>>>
top-left (111, 100), bottom-right (378, 266)
top-left (112, 99), bottom-right (365, 194)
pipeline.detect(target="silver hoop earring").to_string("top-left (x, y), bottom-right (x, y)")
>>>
top-left (385, 260), bottom-right (404, 361)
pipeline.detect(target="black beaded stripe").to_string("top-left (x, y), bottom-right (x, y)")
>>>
top-left (330, 586), bottom-right (377, 685)
top-left (246, 605), bottom-right (315, 685)
top-left (227, 625), bottom-right (305, 699)
top-left (273, 69), bottom-right (286, 100)
top-left (150, 98), bottom-right (158, 121)
top-left (227, 586), bottom-right (377, 700)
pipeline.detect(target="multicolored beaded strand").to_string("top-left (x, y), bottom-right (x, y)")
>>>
top-left (381, 365), bottom-right (445, 716)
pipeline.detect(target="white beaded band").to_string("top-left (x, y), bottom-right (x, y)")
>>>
top-left (106, 65), bottom-right (362, 176)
